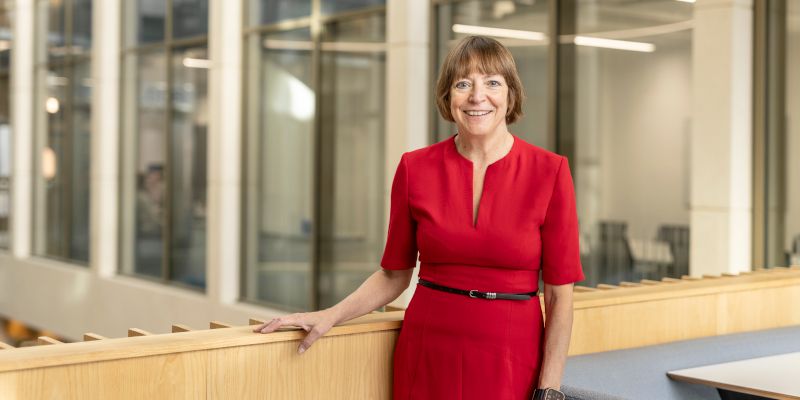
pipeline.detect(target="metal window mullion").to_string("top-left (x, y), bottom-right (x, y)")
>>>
top-left (62, 0), bottom-right (75, 259)
top-left (310, 0), bottom-right (323, 311)
top-left (163, 0), bottom-right (174, 283)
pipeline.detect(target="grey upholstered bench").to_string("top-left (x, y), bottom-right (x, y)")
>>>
top-left (562, 325), bottom-right (800, 400)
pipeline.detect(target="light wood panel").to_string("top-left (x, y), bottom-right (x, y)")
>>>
top-left (0, 352), bottom-right (207, 399)
top-left (0, 343), bottom-right (13, 350)
top-left (208, 330), bottom-right (397, 399)
top-left (568, 269), bottom-right (800, 355)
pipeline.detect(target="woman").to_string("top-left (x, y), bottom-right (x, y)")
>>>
top-left (254, 36), bottom-right (584, 400)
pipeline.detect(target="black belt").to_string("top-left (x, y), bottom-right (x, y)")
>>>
top-left (418, 278), bottom-right (537, 301)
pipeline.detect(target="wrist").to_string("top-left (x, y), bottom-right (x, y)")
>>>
top-left (532, 387), bottom-right (565, 400)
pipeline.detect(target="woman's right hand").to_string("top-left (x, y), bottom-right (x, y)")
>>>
top-left (252, 309), bottom-right (340, 354)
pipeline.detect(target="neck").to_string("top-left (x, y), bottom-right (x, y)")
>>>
top-left (455, 129), bottom-right (512, 165)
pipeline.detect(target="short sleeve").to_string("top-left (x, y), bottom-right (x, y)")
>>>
top-left (540, 157), bottom-right (585, 285)
top-left (380, 154), bottom-right (418, 270)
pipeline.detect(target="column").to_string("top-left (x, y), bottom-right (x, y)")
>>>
top-left (90, 0), bottom-right (121, 277)
top-left (11, 0), bottom-right (34, 258)
top-left (690, 0), bottom-right (753, 275)
top-left (385, 0), bottom-right (429, 308)
top-left (207, 0), bottom-right (243, 303)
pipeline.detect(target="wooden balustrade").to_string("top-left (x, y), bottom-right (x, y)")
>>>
top-left (1, 267), bottom-right (799, 399)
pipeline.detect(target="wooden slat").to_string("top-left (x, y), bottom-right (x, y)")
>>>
top-left (171, 324), bottom-right (192, 333)
top-left (210, 321), bottom-right (232, 329)
top-left (619, 281), bottom-right (642, 287)
top-left (128, 328), bottom-right (152, 337)
top-left (0, 342), bottom-right (13, 350)
top-left (722, 272), bottom-right (739, 277)
top-left (640, 279), bottom-right (663, 285)
top-left (83, 333), bottom-right (106, 341)
top-left (37, 336), bottom-right (62, 346)
top-left (702, 274), bottom-right (721, 279)
top-left (385, 305), bottom-right (406, 312)
top-left (597, 284), bottom-right (620, 290)
top-left (682, 275), bottom-right (702, 280)
top-left (574, 286), bottom-right (598, 292)
top-left (249, 318), bottom-right (266, 326)
top-left (661, 277), bottom-right (682, 283)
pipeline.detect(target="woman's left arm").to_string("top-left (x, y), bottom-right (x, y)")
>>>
top-left (537, 282), bottom-right (575, 390)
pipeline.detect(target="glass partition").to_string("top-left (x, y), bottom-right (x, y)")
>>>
top-left (434, 0), bottom-right (551, 149)
top-left (242, 3), bottom-right (386, 311)
top-left (120, 0), bottom-right (208, 289)
top-left (33, 0), bottom-right (92, 263)
top-left (0, 3), bottom-right (11, 249)
top-left (570, 0), bottom-right (693, 285)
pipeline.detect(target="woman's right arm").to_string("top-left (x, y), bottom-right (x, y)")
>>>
top-left (253, 268), bottom-right (413, 354)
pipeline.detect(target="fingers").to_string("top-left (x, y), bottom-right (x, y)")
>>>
top-left (298, 327), bottom-right (323, 354)
top-left (253, 316), bottom-right (296, 334)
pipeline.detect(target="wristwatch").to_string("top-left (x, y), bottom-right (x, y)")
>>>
top-left (532, 388), bottom-right (566, 400)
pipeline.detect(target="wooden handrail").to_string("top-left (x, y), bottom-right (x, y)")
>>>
top-left (0, 311), bottom-right (404, 373)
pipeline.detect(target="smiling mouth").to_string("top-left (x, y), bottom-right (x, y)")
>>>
top-left (464, 110), bottom-right (492, 117)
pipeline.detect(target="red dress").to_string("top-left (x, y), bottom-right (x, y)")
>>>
top-left (381, 135), bottom-right (584, 400)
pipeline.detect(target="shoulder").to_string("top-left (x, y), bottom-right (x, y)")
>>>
top-left (401, 135), bottom-right (452, 165)
top-left (512, 135), bottom-right (567, 174)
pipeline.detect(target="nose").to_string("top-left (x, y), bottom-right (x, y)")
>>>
top-left (468, 84), bottom-right (486, 103)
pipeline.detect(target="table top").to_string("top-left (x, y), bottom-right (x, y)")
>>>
top-left (668, 352), bottom-right (800, 400)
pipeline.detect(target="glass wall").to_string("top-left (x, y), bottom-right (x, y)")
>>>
top-left (242, 0), bottom-right (386, 311)
top-left (120, 0), bottom-right (208, 289)
top-left (0, 2), bottom-right (11, 249)
top-left (435, 0), bottom-right (693, 286)
top-left (32, 0), bottom-right (92, 263)
top-left (434, 0), bottom-right (550, 149)
top-left (570, 0), bottom-right (693, 286)
top-left (786, 0), bottom-right (800, 266)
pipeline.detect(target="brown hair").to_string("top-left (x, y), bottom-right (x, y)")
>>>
top-left (435, 36), bottom-right (525, 125)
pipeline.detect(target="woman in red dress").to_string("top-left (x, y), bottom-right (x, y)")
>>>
top-left (255, 36), bottom-right (584, 400)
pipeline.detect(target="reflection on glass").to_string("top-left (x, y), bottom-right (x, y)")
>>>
top-left (172, 0), bottom-right (208, 39)
top-left (168, 46), bottom-right (208, 288)
top-left (0, 12), bottom-right (9, 248)
top-left (249, 0), bottom-right (311, 26)
top-left (72, 0), bottom-right (92, 55)
top-left (572, 0), bottom-right (692, 285)
top-left (435, 0), bottom-right (550, 148)
top-left (34, 63), bottom-right (91, 263)
top-left (45, 0), bottom-right (66, 62)
top-left (318, 13), bottom-right (385, 309)
top-left (321, 0), bottom-right (384, 16)
top-left (135, 0), bottom-right (165, 44)
top-left (243, 28), bottom-right (314, 310)
top-left (128, 51), bottom-right (168, 279)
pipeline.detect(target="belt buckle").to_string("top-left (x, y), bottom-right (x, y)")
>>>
top-left (468, 290), bottom-right (479, 298)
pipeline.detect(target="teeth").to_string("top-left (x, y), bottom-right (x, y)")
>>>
top-left (465, 110), bottom-right (491, 117)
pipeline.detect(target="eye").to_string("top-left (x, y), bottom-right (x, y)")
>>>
top-left (454, 81), bottom-right (470, 89)
top-left (488, 80), bottom-right (502, 87)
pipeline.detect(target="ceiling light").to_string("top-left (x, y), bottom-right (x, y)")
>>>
top-left (452, 24), bottom-right (546, 41)
top-left (182, 57), bottom-right (211, 69)
top-left (574, 36), bottom-right (655, 52)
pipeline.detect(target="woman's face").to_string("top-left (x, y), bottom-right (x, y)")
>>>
top-left (449, 71), bottom-right (509, 137)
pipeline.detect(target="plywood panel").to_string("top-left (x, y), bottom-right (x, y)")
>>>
top-left (0, 352), bottom-right (206, 399)
top-left (209, 330), bottom-right (397, 400)
top-left (570, 294), bottom-right (719, 355)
